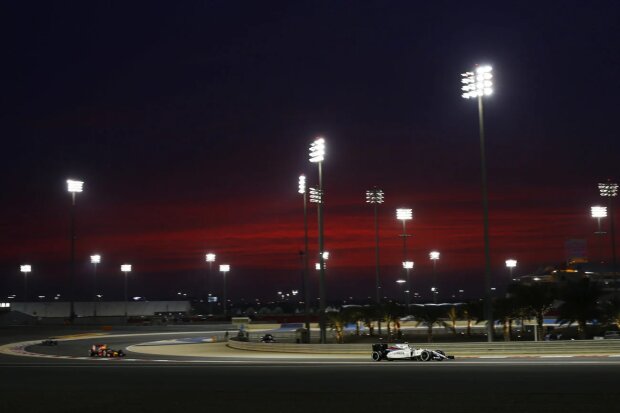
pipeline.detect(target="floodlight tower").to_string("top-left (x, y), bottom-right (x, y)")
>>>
top-left (205, 253), bottom-right (216, 314)
top-left (366, 187), bottom-right (385, 333)
top-left (396, 208), bottom-right (413, 299)
top-left (309, 136), bottom-right (327, 343)
top-left (90, 254), bottom-right (101, 316)
top-left (298, 175), bottom-right (311, 339)
top-left (220, 264), bottom-right (230, 318)
top-left (461, 64), bottom-right (494, 342)
top-left (20, 265), bottom-right (31, 302)
top-left (402, 261), bottom-right (414, 310)
top-left (67, 179), bottom-right (84, 321)
top-left (205, 253), bottom-right (216, 299)
top-left (121, 264), bottom-right (132, 318)
top-left (599, 180), bottom-right (618, 295)
top-left (429, 251), bottom-right (440, 303)
top-left (505, 259), bottom-right (517, 280)
top-left (591, 206), bottom-right (608, 235)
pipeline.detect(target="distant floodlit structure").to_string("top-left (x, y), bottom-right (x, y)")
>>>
top-left (121, 264), bottom-right (132, 272)
top-left (66, 179), bottom-right (84, 193)
top-left (309, 137), bottom-right (325, 163)
top-left (599, 181), bottom-right (618, 197)
top-left (20, 265), bottom-right (32, 273)
top-left (402, 261), bottom-right (414, 269)
top-left (90, 254), bottom-right (101, 264)
top-left (591, 206), bottom-right (608, 218)
top-left (366, 188), bottom-right (384, 204)
top-left (206, 253), bottom-right (216, 262)
top-left (220, 264), bottom-right (230, 272)
top-left (298, 175), bottom-right (306, 194)
top-left (505, 259), bottom-right (517, 268)
top-left (430, 251), bottom-right (440, 260)
top-left (396, 208), bottom-right (413, 221)
top-left (461, 65), bottom-right (493, 99)
top-left (309, 187), bottom-right (323, 204)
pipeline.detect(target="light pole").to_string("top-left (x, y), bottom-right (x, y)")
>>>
top-left (396, 279), bottom-right (406, 305)
top-left (299, 175), bottom-right (311, 341)
top-left (366, 187), bottom-right (384, 334)
top-left (121, 264), bottom-right (131, 318)
top-left (220, 264), bottom-right (230, 318)
top-left (90, 254), bottom-right (101, 317)
top-left (309, 136), bottom-right (327, 343)
top-left (591, 206), bottom-right (608, 263)
top-left (429, 251), bottom-right (440, 303)
top-left (599, 180), bottom-right (618, 296)
top-left (462, 64), bottom-right (494, 342)
top-left (396, 208), bottom-right (413, 305)
top-left (205, 252), bottom-right (216, 301)
top-left (20, 265), bottom-right (31, 302)
top-left (67, 179), bottom-right (84, 321)
top-left (505, 259), bottom-right (517, 283)
top-left (402, 261), bottom-right (413, 311)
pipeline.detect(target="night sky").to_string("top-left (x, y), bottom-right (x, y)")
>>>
top-left (1, 1), bottom-right (619, 303)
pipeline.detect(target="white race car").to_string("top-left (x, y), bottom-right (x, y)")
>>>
top-left (371, 343), bottom-right (454, 362)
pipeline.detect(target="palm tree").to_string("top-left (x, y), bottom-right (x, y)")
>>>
top-left (326, 311), bottom-right (347, 343)
top-left (359, 304), bottom-right (380, 336)
top-left (508, 282), bottom-right (557, 340)
top-left (383, 302), bottom-right (404, 340)
top-left (462, 300), bottom-right (484, 336)
top-left (445, 305), bottom-right (460, 335)
top-left (411, 304), bottom-right (449, 342)
top-left (341, 306), bottom-right (363, 336)
top-left (494, 297), bottom-right (519, 341)
top-left (556, 278), bottom-right (603, 339)
top-left (600, 298), bottom-right (620, 329)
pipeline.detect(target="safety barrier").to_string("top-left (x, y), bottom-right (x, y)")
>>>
top-left (228, 339), bottom-right (620, 356)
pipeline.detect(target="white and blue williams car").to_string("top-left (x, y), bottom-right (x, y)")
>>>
top-left (371, 343), bottom-right (454, 362)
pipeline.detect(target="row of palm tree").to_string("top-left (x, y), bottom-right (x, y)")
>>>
top-left (326, 279), bottom-right (619, 343)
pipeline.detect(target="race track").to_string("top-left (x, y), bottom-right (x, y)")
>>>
top-left (1, 327), bottom-right (619, 412)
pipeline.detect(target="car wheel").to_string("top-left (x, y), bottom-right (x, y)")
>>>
top-left (420, 350), bottom-right (431, 362)
top-left (371, 351), bottom-right (382, 362)
top-left (89, 351), bottom-right (94, 357)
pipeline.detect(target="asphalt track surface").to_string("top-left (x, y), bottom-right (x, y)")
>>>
top-left (2, 328), bottom-right (619, 413)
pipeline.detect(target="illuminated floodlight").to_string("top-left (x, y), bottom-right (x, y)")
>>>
top-left (219, 264), bottom-right (230, 273)
top-left (315, 262), bottom-right (327, 270)
top-left (206, 253), bottom-right (216, 263)
top-left (309, 137), bottom-right (325, 163)
top-left (298, 175), bottom-right (306, 194)
top-left (321, 251), bottom-right (330, 260)
top-left (66, 179), bottom-right (84, 193)
top-left (598, 181), bottom-right (618, 197)
top-left (20, 265), bottom-right (32, 273)
top-left (591, 206), bottom-right (607, 218)
top-left (121, 264), bottom-right (132, 273)
top-left (402, 261), bottom-right (414, 269)
top-left (366, 188), bottom-right (385, 204)
top-left (396, 208), bottom-right (412, 221)
top-left (90, 254), bottom-right (101, 264)
top-left (429, 251), bottom-right (440, 260)
top-left (396, 279), bottom-right (406, 284)
top-left (309, 187), bottom-right (323, 203)
top-left (505, 259), bottom-right (517, 269)
top-left (461, 65), bottom-right (493, 99)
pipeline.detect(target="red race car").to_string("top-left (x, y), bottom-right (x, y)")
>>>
top-left (89, 344), bottom-right (126, 358)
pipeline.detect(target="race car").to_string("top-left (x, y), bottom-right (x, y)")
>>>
top-left (89, 344), bottom-right (126, 358)
top-left (40, 338), bottom-right (58, 346)
top-left (371, 343), bottom-right (454, 362)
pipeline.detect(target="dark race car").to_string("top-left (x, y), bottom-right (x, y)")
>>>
top-left (260, 334), bottom-right (276, 343)
top-left (89, 344), bottom-right (126, 358)
top-left (40, 338), bottom-right (58, 346)
top-left (371, 343), bottom-right (454, 362)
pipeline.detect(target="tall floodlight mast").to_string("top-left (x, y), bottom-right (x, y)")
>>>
top-left (462, 64), bottom-right (494, 342)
